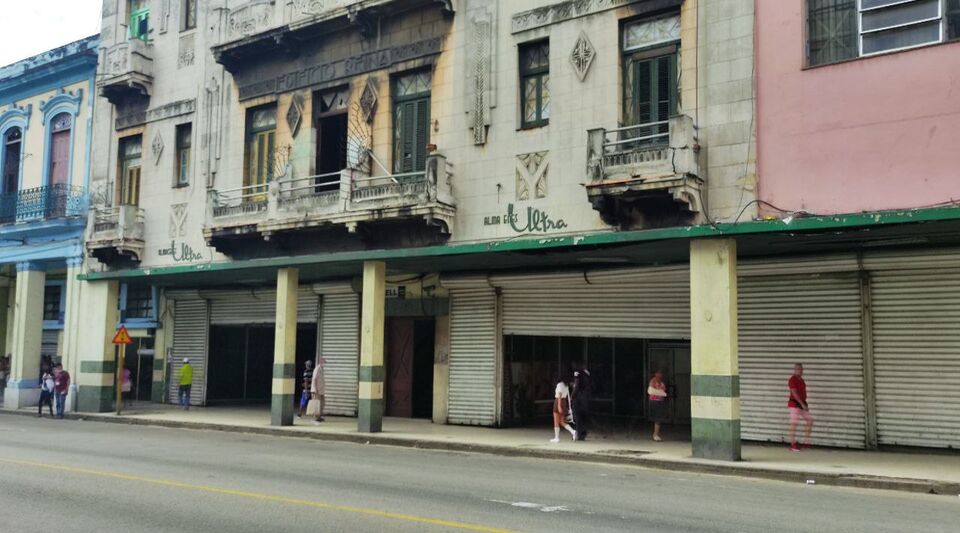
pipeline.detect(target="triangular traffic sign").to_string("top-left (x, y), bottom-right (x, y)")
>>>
top-left (112, 325), bottom-right (133, 345)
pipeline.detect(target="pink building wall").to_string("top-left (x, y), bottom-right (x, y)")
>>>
top-left (756, 2), bottom-right (960, 216)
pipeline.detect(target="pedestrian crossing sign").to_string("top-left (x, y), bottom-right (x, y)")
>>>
top-left (112, 325), bottom-right (133, 345)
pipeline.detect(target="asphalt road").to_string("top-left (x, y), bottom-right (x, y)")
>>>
top-left (0, 416), bottom-right (956, 533)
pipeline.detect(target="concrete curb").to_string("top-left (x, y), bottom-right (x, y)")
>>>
top-left (5, 409), bottom-right (958, 496)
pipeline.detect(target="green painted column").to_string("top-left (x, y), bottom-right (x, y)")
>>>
top-left (3, 262), bottom-right (45, 409)
top-left (690, 238), bottom-right (741, 461)
top-left (271, 268), bottom-right (298, 426)
top-left (76, 280), bottom-right (120, 413)
top-left (358, 261), bottom-right (385, 433)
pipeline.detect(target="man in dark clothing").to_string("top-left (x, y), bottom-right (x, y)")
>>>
top-left (572, 363), bottom-right (593, 441)
top-left (53, 363), bottom-right (70, 419)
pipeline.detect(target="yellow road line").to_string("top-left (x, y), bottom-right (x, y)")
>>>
top-left (0, 458), bottom-right (513, 533)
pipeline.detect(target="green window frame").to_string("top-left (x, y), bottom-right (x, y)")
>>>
top-left (129, 0), bottom-right (150, 41)
top-left (392, 72), bottom-right (432, 174)
top-left (622, 47), bottom-right (677, 146)
top-left (244, 105), bottom-right (277, 196)
top-left (519, 40), bottom-right (550, 129)
top-left (175, 123), bottom-right (191, 187)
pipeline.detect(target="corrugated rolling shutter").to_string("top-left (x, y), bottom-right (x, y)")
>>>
top-left (493, 266), bottom-right (690, 339)
top-left (739, 273), bottom-right (866, 448)
top-left (169, 299), bottom-right (208, 406)
top-left (871, 268), bottom-right (960, 448)
top-left (205, 289), bottom-right (319, 325)
top-left (320, 292), bottom-right (360, 416)
top-left (41, 330), bottom-right (60, 359)
top-left (447, 287), bottom-right (497, 426)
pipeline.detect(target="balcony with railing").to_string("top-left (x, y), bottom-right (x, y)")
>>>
top-left (0, 184), bottom-right (88, 241)
top-left (86, 205), bottom-right (146, 265)
top-left (585, 114), bottom-right (703, 227)
top-left (204, 153), bottom-right (455, 253)
top-left (98, 38), bottom-right (154, 104)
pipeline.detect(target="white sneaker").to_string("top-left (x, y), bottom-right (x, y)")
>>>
top-left (653, 435), bottom-right (662, 442)
top-left (571, 431), bottom-right (577, 441)
top-left (549, 437), bottom-right (560, 443)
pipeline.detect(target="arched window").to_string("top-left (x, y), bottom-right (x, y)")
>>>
top-left (48, 112), bottom-right (72, 186)
top-left (2, 127), bottom-right (22, 194)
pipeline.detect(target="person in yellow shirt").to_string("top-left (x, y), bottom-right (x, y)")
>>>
top-left (178, 358), bottom-right (193, 410)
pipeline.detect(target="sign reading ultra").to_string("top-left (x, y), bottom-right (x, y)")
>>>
top-left (483, 203), bottom-right (569, 234)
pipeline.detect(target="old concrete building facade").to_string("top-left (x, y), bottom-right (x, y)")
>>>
top-left (0, 36), bottom-right (99, 410)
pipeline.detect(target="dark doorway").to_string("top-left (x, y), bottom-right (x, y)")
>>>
top-left (385, 318), bottom-right (435, 418)
top-left (316, 113), bottom-right (348, 179)
top-left (208, 324), bottom-right (318, 405)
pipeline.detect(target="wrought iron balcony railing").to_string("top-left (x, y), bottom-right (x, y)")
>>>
top-left (0, 184), bottom-right (88, 225)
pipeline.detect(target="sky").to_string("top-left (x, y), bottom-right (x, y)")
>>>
top-left (0, 0), bottom-right (102, 66)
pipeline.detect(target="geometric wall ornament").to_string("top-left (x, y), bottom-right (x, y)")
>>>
top-left (169, 203), bottom-right (188, 238)
top-left (516, 151), bottom-right (549, 201)
top-left (286, 93), bottom-right (304, 138)
top-left (570, 31), bottom-right (596, 82)
top-left (152, 130), bottom-right (164, 165)
top-left (465, 0), bottom-right (497, 145)
top-left (359, 77), bottom-right (378, 124)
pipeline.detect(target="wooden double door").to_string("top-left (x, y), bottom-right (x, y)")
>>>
top-left (385, 318), bottom-right (435, 418)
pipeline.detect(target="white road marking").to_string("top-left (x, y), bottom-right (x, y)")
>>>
top-left (487, 500), bottom-right (571, 513)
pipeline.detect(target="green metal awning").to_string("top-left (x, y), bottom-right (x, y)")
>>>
top-left (79, 206), bottom-right (960, 287)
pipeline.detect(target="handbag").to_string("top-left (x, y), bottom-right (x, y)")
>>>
top-left (305, 398), bottom-right (321, 416)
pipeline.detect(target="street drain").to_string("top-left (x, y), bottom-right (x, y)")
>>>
top-left (598, 449), bottom-right (652, 456)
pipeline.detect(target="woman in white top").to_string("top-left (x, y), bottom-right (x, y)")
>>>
top-left (551, 375), bottom-right (577, 443)
top-left (647, 371), bottom-right (668, 441)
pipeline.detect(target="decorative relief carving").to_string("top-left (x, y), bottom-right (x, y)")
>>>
top-left (178, 33), bottom-right (196, 68)
top-left (103, 44), bottom-right (129, 76)
top-left (169, 203), bottom-right (188, 238)
top-left (286, 93), bottom-right (304, 138)
top-left (512, 0), bottom-right (642, 33)
top-left (570, 32), bottom-right (595, 82)
top-left (465, 0), bottom-right (497, 145)
top-left (227, 0), bottom-right (275, 41)
top-left (152, 131), bottom-right (164, 165)
top-left (516, 151), bottom-right (549, 201)
top-left (359, 78), bottom-right (378, 124)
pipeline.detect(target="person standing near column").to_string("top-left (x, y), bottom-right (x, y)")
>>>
top-left (788, 363), bottom-right (814, 451)
top-left (550, 374), bottom-right (576, 443)
top-left (647, 370), bottom-right (668, 442)
top-left (38, 369), bottom-right (54, 417)
top-left (572, 362), bottom-right (593, 441)
top-left (179, 358), bottom-right (193, 410)
top-left (298, 360), bottom-right (314, 418)
top-left (53, 363), bottom-right (70, 419)
top-left (311, 357), bottom-right (326, 424)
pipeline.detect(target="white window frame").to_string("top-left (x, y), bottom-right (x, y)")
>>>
top-left (858, 0), bottom-right (945, 57)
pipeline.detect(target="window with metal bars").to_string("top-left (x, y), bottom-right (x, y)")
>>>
top-left (43, 285), bottom-right (62, 322)
top-left (124, 286), bottom-right (154, 320)
top-left (519, 40), bottom-right (550, 129)
top-left (622, 49), bottom-right (677, 146)
top-left (808, 0), bottom-right (959, 66)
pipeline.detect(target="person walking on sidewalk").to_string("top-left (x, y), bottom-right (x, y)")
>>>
top-left (311, 357), bottom-right (325, 424)
top-left (122, 367), bottom-right (133, 408)
top-left (788, 363), bottom-right (814, 451)
top-left (179, 358), bottom-right (193, 410)
top-left (38, 369), bottom-right (54, 417)
top-left (647, 370), bottom-right (668, 442)
top-left (550, 374), bottom-right (576, 443)
top-left (298, 360), bottom-right (314, 418)
top-left (572, 363), bottom-right (593, 441)
top-left (53, 363), bottom-right (70, 419)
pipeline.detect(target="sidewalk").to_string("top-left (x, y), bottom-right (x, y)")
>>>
top-left (4, 404), bottom-right (959, 496)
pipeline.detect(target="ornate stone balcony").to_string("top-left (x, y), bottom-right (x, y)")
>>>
top-left (86, 205), bottom-right (146, 265)
top-left (204, 153), bottom-right (455, 254)
top-left (0, 184), bottom-right (87, 225)
top-left (585, 115), bottom-right (703, 228)
top-left (98, 39), bottom-right (154, 104)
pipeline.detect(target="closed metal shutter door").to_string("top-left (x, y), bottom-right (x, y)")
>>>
top-left (206, 289), bottom-right (319, 324)
top-left (320, 293), bottom-right (360, 416)
top-left (739, 274), bottom-right (866, 448)
top-left (169, 299), bottom-right (209, 406)
top-left (41, 330), bottom-right (60, 359)
top-left (448, 288), bottom-right (497, 426)
top-left (496, 266), bottom-right (690, 339)
top-left (871, 269), bottom-right (960, 448)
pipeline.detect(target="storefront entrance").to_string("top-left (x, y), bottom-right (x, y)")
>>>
top-left (207, 325), bottom-right (317, 404)
top-left (385, 318), bottom-right (435, 418)
top-left (503, 335), bottom-right (691, 428)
